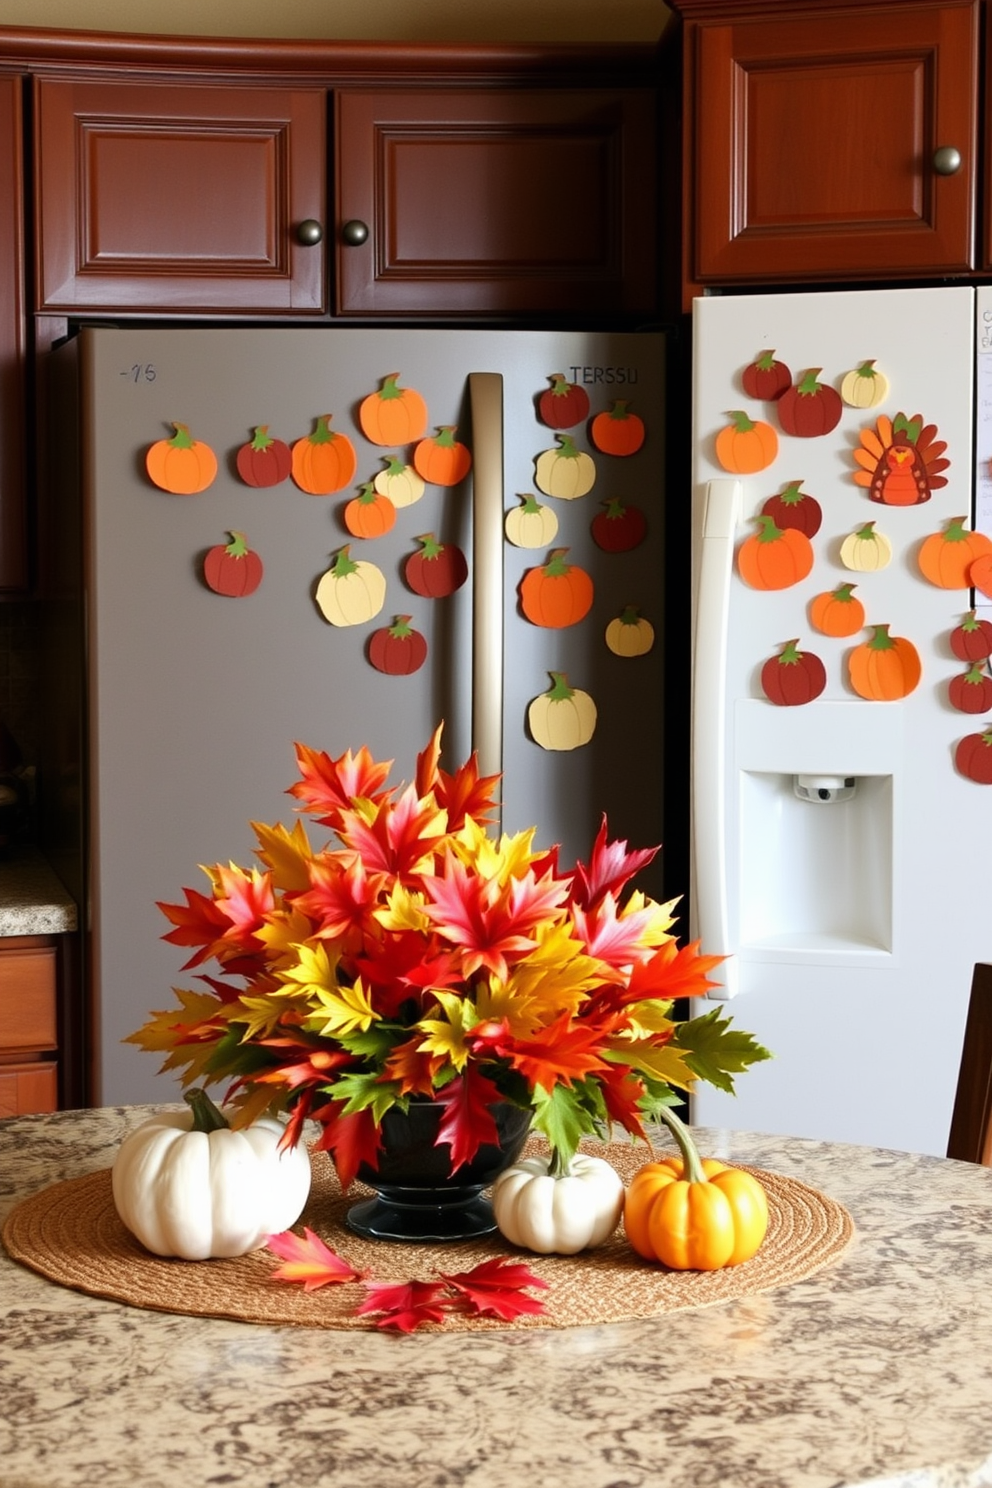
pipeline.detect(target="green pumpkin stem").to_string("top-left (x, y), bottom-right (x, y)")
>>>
top-left (543, 548), bottom-right (574, 576)
top-left (249, 425), bottom-right (274, 451)
top-left (656, 1104), bottom-right (708, 1185)
top-left (796, 369), bottom-right (824, 396)
top-left (545, 671), bottom-right (576, 702)
top-left (184, 1087), bottom-right (230, 1133)
top-left (777, 638), bottom-right (803, 665)
top-left (309, 415), bottom-right (339, 444)
top-left (554, 433), bottom-right (581, 458)
top-left (866, 624), bottom-right (896, 650)
top-left (331, 545), bottom-right (360, 577)
top-left (727, 410), bottom-right (760, 433)
top-left (414, 532), bottom-right (445, 561)
top-left (169, 422), bottom-right (196, 449)
top-left (225, 531), bottom-right (250, 559)
top-left (753, 513), bottom-right (786, 542)
top-left (377, 373), bottom-right (404, 401)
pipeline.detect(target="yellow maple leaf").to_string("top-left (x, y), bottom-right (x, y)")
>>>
top-left (251, 818), bottom-right (314, 893)
top-left (373, 880), bottom-right (430, 933)
top-left (415, 988), bottom-right (477, 1071)
top-left (623, 999), bottom-right (676, 1037)
top-left (233, 985), bottom-right (311, 1041)
top-left (307, 975), bottom-right (378, 1038)
top-left (620, 891), bottom-right (679, 949)
top-left (607, 1036), bottom-right (696, 1091)
top-left (256, 907), bottom-right (321, 967)
top-left (451, 817), bottom-right (539, 885)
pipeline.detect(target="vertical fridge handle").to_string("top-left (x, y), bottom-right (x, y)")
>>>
top-left (468, 372), bottom-right (504, 824)
top-left (692, 479), bottom-right (743, 999)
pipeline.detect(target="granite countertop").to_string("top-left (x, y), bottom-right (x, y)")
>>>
top-left (0, 847), bottom-right (77, 935)
top-left (3, 1108), bottom-right (992, 1488)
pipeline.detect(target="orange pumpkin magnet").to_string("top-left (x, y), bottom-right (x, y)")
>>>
top-left (359, 374), bottom-right (428, 447)
top-left (519, 549), bottom-right (594, 628)
top-left (343, 482), bottom-right (397, 540)
top-left (715, 411), bottom-right (778, 475)
top-left (970, 552), bottom-right (992, 601)
top-left (145, 422), bottom-right (218, 494)
top-left (590, 400), bottom-right (645, 456)
top-left (737, 514), bottom-right (813, 590)
top-left (853, 412), bottom-right (948, 506)
top-left (918, 517), bottom-right (992, 590)
top-left (848, 624), bottom-right (921, 701)
top-left (292, 416), bottom-right (358, 495)
top-left (809, 583), bottom-right (865, 638)
top-left (413, 426), bottom-right (472, 487)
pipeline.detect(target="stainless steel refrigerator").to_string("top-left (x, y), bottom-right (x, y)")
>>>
top-left (48, 327), bottom-right (666, 1104)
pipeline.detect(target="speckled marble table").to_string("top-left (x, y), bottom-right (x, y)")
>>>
top-left (2, 1107), bottom-right (992, 1488)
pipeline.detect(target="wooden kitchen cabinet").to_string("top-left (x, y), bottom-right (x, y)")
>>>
top-left (335, 88), bottom-right (657, 317)
top-left (673, 0), bottom-right (979, 296)
top-left (0, 935), bottom-right (58, 1115)
top-left (33, 77), bottom-right (327, 315)
top-left (0, 74), bottom-right (27, 591)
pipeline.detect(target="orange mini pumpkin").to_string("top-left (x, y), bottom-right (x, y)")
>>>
top-left (291, 416), bottom-right (358, 495)
top-left (359, 374), bottom-right (428, 447)
top-left (809, 583), bottom-right (865, 638)
top-left (918, 517), bottom-right (992, 590)
top-left (737, 514), bottom-right (813, 590)
top-left (848, 624), bottom-right (921, 700)
top-left (590, 401), bottom-right (645, 456)
top-left (413, 426), bottom-right (472, 486)
top-left (343, 482), bottom-right (396, 540)
top-left (715, 411), bottom-right (778, 475)
top-left (520, 549), bottom-right (594, 628)
top-left (145, 422), bottom-right (218, 494)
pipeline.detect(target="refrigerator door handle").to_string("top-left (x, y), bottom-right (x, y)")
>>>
top-left (692, 478), bottom-right (743, 999)
top-left (468, 372), bottom-right (504, 824)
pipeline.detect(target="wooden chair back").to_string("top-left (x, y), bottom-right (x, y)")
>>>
top-left (947, 963), bottom-right (992, 1165)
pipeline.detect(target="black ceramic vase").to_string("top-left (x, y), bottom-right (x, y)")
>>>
top-left (346, 1099), bottom-right (531, 1242)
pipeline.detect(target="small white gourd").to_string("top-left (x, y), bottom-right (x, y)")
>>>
top-left (491, 1152), bottom-right (624, 1255)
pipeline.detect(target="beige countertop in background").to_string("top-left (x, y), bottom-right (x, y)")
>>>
top-left (0, 848), bottom-right (77, 935)
top-left (3, 1105), bottom-right (992, 1488)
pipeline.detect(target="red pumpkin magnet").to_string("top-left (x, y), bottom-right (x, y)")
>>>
top-left (146, 422), bottom-right (218, 494)
top-left (919, 518), bottom-right (992, 590)
top-left (291, 416), bottom-right (358, 495)
top-left (413, 427), bottom-right (472, 486)
top-left (591, 498), bottom-right (647, 552)
top-left (343, 482), bottom-right (397, 540)
top-left (715, 411), bottom-right (778, 475)
top-left (368, 615), bottom-right (428, 675)
top-left (235, 425), bottom-right (292, 488)
top-left (737, 515), bottom-right (813, 590)
top-left (761, 480), bottom-right (821, 538)
top-left (949, 665), bottom-right (992, 715)
top-left (359, 374), bottom-right (429, 447)
top-left (848, 625), bottom-right (921, 700)
top-left (853, 412), bottom-right (949, 506)
top-left (955, 728), bottom-right (992, 782)
top-left (761, 639), bottom-right (826, 706)
top-left (538, 373), bottom-right (590, 430)
top-left (519, 549), bottom-right (594, 628)
top-left (590, 401), bottom-right (645, 456)
top-left (404, 533), bottom-right (468, 598)
top-left (950, 611), bottom-right (992, 663)
top-left (741, 350), bottom-right (791, 402)
top-left (203, 531), bottom-right (263, 597)
top-left (777, 370), bottom-right (843, 438)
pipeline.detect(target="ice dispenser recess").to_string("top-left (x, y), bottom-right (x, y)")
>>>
top-left (734, 702), bottom-right (902, 959)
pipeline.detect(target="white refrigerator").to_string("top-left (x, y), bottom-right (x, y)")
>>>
top-left (690, 285), bottom-right (992, 1156)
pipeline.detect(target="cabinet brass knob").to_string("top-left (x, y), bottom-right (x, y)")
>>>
top-left (296, 219), bottom-right (323, 246)
top-left (341, 219), bottom-right (370, 246)
top-left (933, 146), bottom-right (962, 177)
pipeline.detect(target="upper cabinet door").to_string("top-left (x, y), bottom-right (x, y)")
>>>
top-left (335, 89), bottom-right (657, 316)
top-left (687, 1), bottom-right (978, 286)
top-left (0, 76), bottom-right (26, 591)
top-left (34, 78), bottom-right (326, 314)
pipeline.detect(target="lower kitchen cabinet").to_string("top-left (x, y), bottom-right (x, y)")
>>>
top-left (0, 935), bottom-right (59, 1115)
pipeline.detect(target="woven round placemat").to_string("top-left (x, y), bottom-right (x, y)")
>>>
top-left (2, 1138), bottom-right (854, 1331)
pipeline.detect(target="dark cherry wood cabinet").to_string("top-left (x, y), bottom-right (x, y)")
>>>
top-left (672, 0), bottom-right (979, 298)
top-left (33, 78), bottom-right (327, 315)
top-left (0, 75), bottom-right (27, 591)
top-left (335, 88), bottom-right (657, 316)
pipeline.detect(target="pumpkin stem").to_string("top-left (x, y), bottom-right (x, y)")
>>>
top-left (547, 1145), bottom-right (572, 1178)
top-left (545, 671), bottom-right (576, 701)
top-left (655, 1104), bottom-right (708, 1185)
top-left (184, 1087), bottom-right (230, 1133)
top-left (331, 545), bottom-right (360, 577)
top-left (542, 548), bottom-right (573, 576)
top-left (866, 623), bottom-right (896, 651)
top-left (249, 425), bottom-right (274, 451)
top-left (225, 531), bottom-right (250, 559)
top-left (414, 532), bottom-right (444, 561)
top-left (169, 422), bottom-right (196, 449)
top-left (377, 373), bottom-right (404, 400)
top-left (309, 415), bottom-right (339, 445)
top-left (554, 433), bottom-right (581, 458)
top-left (796, 368), bottom-right (824, 395)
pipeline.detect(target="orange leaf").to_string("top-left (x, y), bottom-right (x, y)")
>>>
top-left (266, 1227), bottom-right (363, 1289)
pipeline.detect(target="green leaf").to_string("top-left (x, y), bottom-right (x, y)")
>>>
top-left (674, 1008), bottom-right (772, 1095)
top-left (528, 1083), bottom-right (594, 1168)
top-left (334, 1025), bottom-right (399, 1062)
top-left (330, 1071), bottom-right (404, 1123)
top-left (202, 1024), bottom-right (274, 1078)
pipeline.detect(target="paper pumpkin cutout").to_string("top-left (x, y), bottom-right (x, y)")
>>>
top-left (413, 427), bottom-right (472, 486)
top-left (590, 401), bottom-right (645, 456)
top-left (761, 639), bottom-right (826, 706)
top-left (955, 728), bottom-right (992, 782)
top-left (841, 360), bottom-right (890, 409)
top-left (359, 374), bottom-right (428, 447)
top-left (505, 493), bottom-right (559, 549)
top-left (368, 616), bottom-right (428, 675)
top-left (373, 455), bottom-right (425, 509)
top-left (809, 583), bottom-right (865, 638)
top-left (605, 606), bottom-right (655, 656)
top-left (146, 422), bottom-right (218, 493)
top-left (853, 412), bottom-right (948, 506)
top-left (840, 521), bottom-right (892, 573)
top-left (534, 434), bottom-right (596, 500)
top-left (343, 482), bottom-right (397, 540)
top-left (528, 673), bottom-right (597, 751)
top-left (404, 534), bottom-right (468, 597)
top-left (538, 373), bottom-right (590, 430)
top-left (737, 515), bottom-right (814, 590)
top-left (203, 531), bottom-right (263, 597)
top-left (949, 665), bottom-right (992, 714)
top-left (315, 546), bottom-right (386, 626)
top-left (848, 625), bottom-right (921, 700)
top-left (950, 611), bottom-right (992, 663)
top-left (761, 480), bottom-right (821, 538)
top-left (591, 498), bottom-right (647, 552)
top-left (715, 411), bottom-right (778, 474)
top-left (292, 416), bottom-right (358, 495)
top-left (742, 351), bottom-right (791, 401)
top-left (519, 549), bottom-right (594, 628)
top-left (777, 370), bottom-right (843, 438)
top-left (918, 517), bottom-right (992, 589)
top-left (971, 553), bottom-right (992, 600)
top-left (236, 425), bottom-right (292, 487)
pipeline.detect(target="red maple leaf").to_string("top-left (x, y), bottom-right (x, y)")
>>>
top-left (313, 1101), bottom-right (383, 1190)
top-left (432, 1066), bottom-right (502, 1171)
top-left (288, 741), bottom-right (394, 826)
top-left (266, 1227), bottom-right (364, 1290)
top-left (355, 1279), bottom-right (449, 1332)
top-left (212, 865), bottom-right (276, 952)
top-left (570, 892), bottom-right (663, 970)
top-left (381, 1034), bottom-right (444, 1096)
top-left (292, 853), bottom-right (384, 952)
top-left (337, 786), bottom-right (444, 882)
top-left (624, 939), bottom-right (726, 1003)
top-left (421, 855), bottom-right (568, 979)
top-left (594, 1062), bottom-right (648, 1140)
top-left (439, 1256), bottom-right (549, 1321)
top-left (352, 930), bottom-right (463, 1017)
top-left (569, 816), bottom-right (658, 909)
top-left (157, 886), bottom-right (232, 969)
top-left (415, 725), bottom-right (501, 830)
top-left (501, 1012), bottom-right (609, 1094)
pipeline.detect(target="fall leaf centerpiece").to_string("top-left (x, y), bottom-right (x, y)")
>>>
top-left (129, 728), bottom-right (768, 1241)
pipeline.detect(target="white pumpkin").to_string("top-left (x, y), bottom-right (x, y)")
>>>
top-left (111, 1089), bottom-right (312, 1259)
top-left (491, 1153), bottom-right (625, 1255)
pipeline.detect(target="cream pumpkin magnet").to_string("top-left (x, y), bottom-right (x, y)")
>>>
top-left (203, 531), bottom-right (263, 597)
top-left (840, 520), bottom-right (892, 573)
top-left (841, 359), bottom-right (890, 409)
top-left (373, 454), bottom-right (425, 509)
top-left (315, 545), bottom-right (386, 626)
top-left (605, 606), bottom-right (655, 657)
top-left (359, 374), bottom-right (428, 446)
top-left (146, 422), bottom-right (218, 493)
top-left (534, 434), bottom-right (596, 500)
top-left (505, 493), bottom-right (559, 549)
top-left (853, 412), bottom-right (948, 506)
top-left (528, 672), bottom-right (597, 751)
